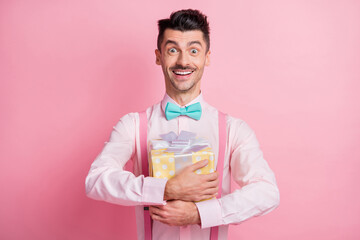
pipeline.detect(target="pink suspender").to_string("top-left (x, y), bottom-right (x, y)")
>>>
top-left (210, 111), bottom-right (226, 240)
top-left (139, 111), bottom-right (152, 240)
top-left (139, 111), bottom-right (226, 240)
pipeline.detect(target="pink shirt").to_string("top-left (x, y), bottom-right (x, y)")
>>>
top-left (85, 93), bottom-right (280, 240)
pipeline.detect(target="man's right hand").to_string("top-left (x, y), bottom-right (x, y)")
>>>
top-left (163, 159), bottom-right (219, 202)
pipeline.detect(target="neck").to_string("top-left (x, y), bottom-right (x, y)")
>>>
top-left (166, 89), bottom-right (201, 106)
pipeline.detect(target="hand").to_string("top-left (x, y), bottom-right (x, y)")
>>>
top-left (164, 159), bottom-right (219, 202)
top-left (149, 200), bottom-right (201, 226)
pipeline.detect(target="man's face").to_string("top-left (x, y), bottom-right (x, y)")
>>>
top-left (155, 29), bottom-right (210, 94)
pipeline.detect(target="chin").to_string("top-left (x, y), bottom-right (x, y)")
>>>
top-left (174, 83), bottom-right (196, 92)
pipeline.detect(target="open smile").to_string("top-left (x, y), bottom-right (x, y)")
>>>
top-left (171, 69), bottom-right (195, 79)
top-left (173, 70), bottom-right (194, 76)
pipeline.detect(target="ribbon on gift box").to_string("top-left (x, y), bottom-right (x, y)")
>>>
top-left (150, 131), bottom-right (211, 154)
top-left (149, 131), bottom-right (215, 178)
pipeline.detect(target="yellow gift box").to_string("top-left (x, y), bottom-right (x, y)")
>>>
top-left (149, 131), bottom-right (215, 180)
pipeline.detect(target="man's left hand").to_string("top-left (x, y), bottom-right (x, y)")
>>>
top-left (149, 200), bottom-right (201, 226)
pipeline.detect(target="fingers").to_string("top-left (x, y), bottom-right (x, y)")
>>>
top-left (191, 189), bottom-right (218, 201)
top-left (188, 159), bottom-right (209, 171)
top-left (201, 178), bottom-right (219, 188)
top-left (149, 206), bottom-right (165, 220)
top-left (202, 171), bottom-right (219, 181)
top-left (188, 161), bottom-right (219, 180)
top-left (201, 186), bottom-right (219, 196)
top-left (166, 160), bottom-right (219, 202)
top-left (150, 213), bottom-right (162, 222)
top-left (150, 210), bottom-right (167, 224)
top-left (194, 181), bottom-right (219, 201)
top-left (195, 183), bottom-right (218, 198)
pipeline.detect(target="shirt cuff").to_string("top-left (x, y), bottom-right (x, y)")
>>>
top-left (195, 198), bottom-right (223, 228)
top-left (142, 177), bottom-right (167, 205)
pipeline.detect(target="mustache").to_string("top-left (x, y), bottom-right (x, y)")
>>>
top-left (170, 65), bottom-right (195, 71)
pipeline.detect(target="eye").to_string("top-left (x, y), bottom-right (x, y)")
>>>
top-left (169, 48), bottom-right (177, 53)
top-left (190, 49), bottom-right (198, 54)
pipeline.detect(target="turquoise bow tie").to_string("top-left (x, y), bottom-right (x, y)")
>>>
top-left (165, 102), bottom-right (202, 121)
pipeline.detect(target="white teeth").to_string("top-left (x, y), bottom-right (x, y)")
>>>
top-left (174, 71), bottom-right (192, 75)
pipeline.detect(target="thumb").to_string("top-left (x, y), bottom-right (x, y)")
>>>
top-left (188, 159), bottom-right (208, 172)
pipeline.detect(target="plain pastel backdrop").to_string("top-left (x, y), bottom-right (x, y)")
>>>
top-left (1, 0), bottom-right (359, 239)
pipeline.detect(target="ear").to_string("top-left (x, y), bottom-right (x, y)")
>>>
top-left (155, 49), bottom-right (161, 65)
top-left (205, 50), bottom-right (211, 66)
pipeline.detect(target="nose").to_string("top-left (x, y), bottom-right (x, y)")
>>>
top-left (176, 52), bottom-right (190, 67)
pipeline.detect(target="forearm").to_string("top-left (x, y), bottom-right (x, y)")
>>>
top-left (85, 163), bottom-right (167, 206)
top-left (196, 176), bottom-right (279, 228)
top-left (222, 180), bottom-right (279, 225)
top-left (85, 113), bottom-right (168, 206)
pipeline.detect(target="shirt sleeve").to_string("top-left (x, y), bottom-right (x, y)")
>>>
top-left (196, 117), bottom-right (280, 228)
top-left (85, 113), bottom-right (167, 206)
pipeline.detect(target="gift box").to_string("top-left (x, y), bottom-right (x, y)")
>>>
top-left (149, 131), bottom-right (215, 180)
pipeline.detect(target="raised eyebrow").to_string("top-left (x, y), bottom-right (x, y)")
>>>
top-left (164, 40), bottom-right (178, 47)
top-left (188, 41), bottom-right (202, 47)
top-left (164, 40), bottom-right (202, 48)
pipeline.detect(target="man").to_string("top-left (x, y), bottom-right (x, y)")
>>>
top-left (85, 9), bottom-right (279, 240)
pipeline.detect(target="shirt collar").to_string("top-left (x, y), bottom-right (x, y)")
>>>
top-left (161, 92), bottom-right (204, 113)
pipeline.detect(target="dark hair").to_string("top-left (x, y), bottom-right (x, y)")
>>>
top-left (157, 9), bottom-right (210, 52)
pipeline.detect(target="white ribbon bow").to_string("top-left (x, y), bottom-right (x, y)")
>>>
top-left (150, 131), bottom-right (210, 154)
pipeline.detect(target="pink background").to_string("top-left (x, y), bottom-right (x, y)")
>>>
top-left (1, 0), bottom-right (359, 239)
